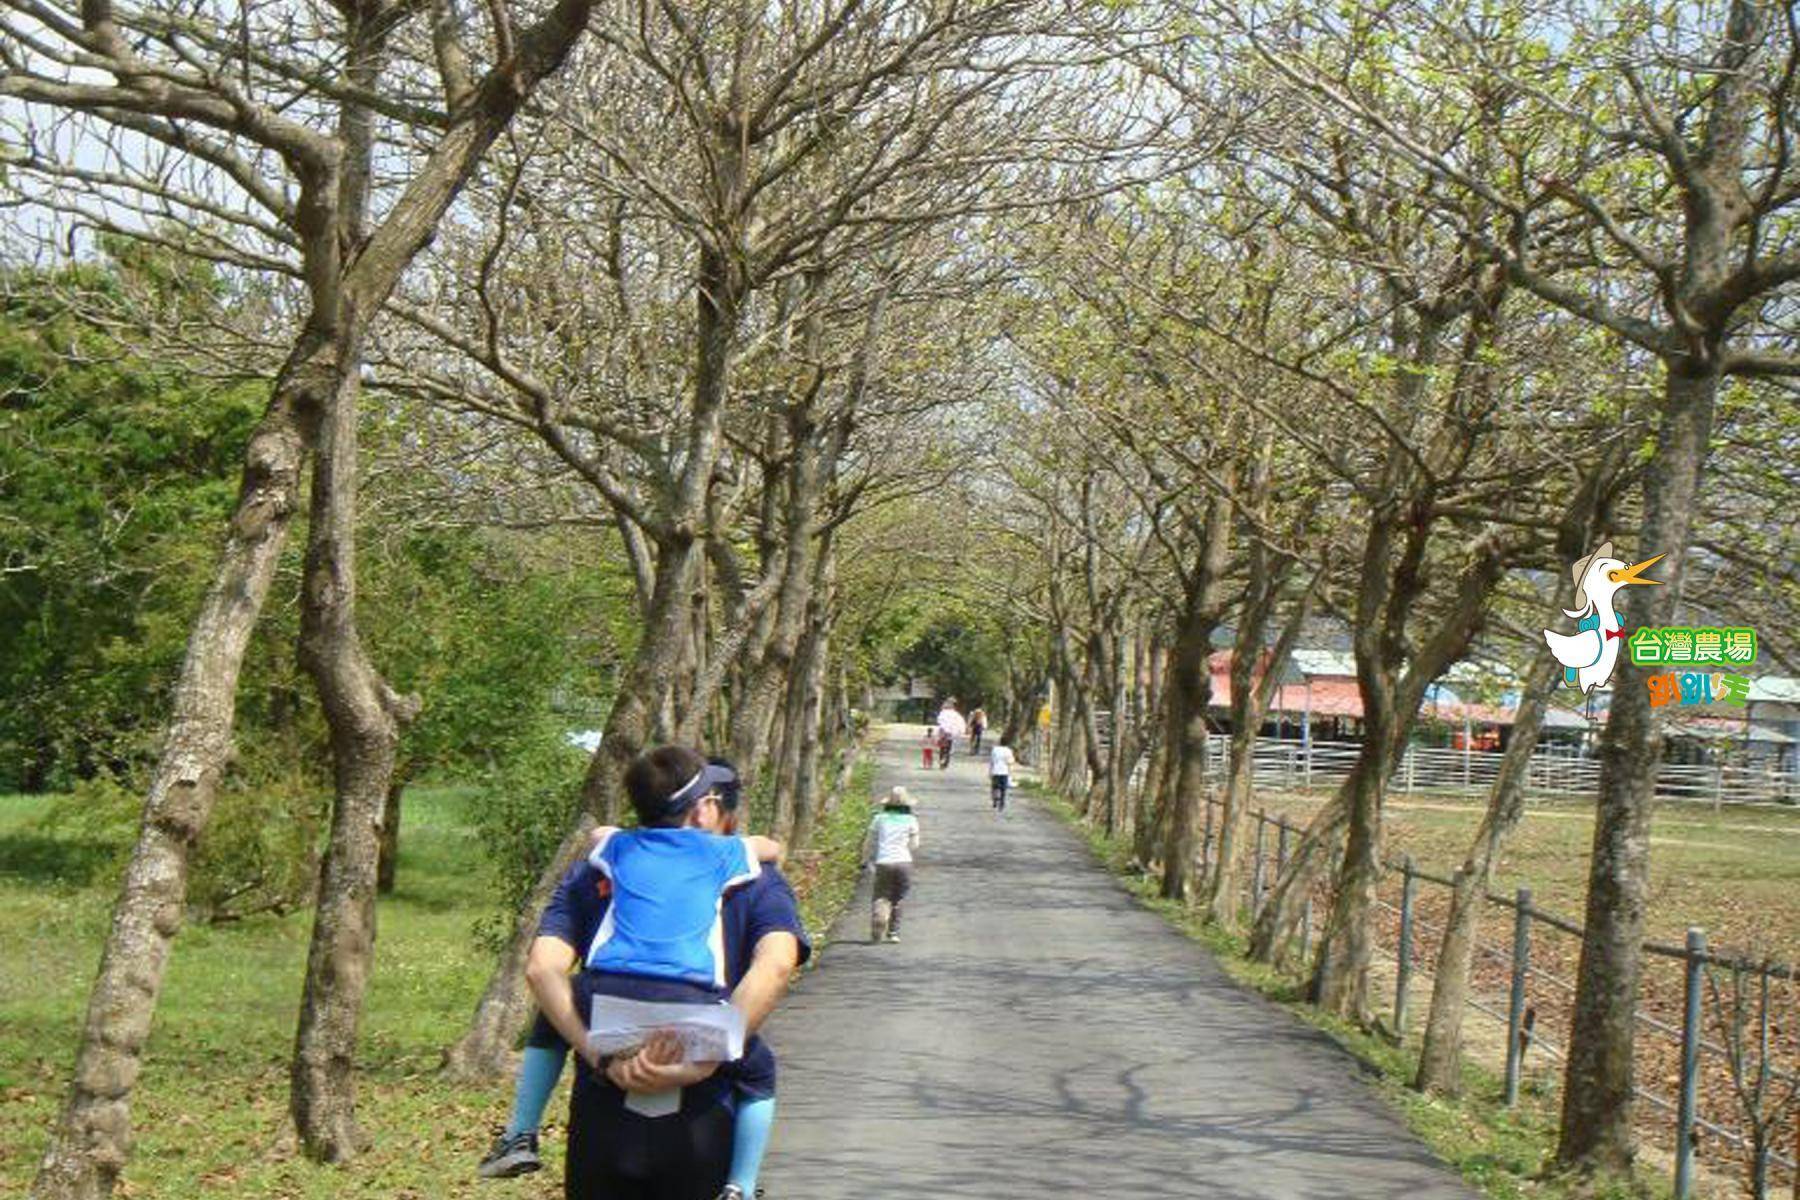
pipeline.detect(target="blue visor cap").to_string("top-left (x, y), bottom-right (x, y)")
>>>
top-left (652, 761), bottom-right (740, 822)
top-left (704, 759), bottom-right (742, 812)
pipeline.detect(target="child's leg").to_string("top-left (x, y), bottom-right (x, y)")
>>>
top-left (729, 1094), bottom-right (777, 1194)
top-left (505, 1015), bottom-right (571, 1137)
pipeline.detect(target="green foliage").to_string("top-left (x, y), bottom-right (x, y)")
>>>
top-left (360, 526), bottom-right (631, 783)
top-left (35, 771), bottom-right (328, 922)
top-left (1, 252), bottom-right (639, 927)
top-left (788, 753), bottom-right (878, 953)
top-left (0, 261), bottom-right (262, 791)
top-left (465, 734), bottom-right (589, 951)
top-left (880, 568), bottom-right (1037, 711)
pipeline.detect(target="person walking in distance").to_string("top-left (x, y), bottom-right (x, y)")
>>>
top-left (935, 699), bottom-right (966, 770)
top-left (988, 739), bottom-right (1016, 813)
top-left (863, 787), bottom-right (921, 943)
top-left (919, 725), bottom-right (936, 769)
top-left (968, 707), bottom-right (988, 754)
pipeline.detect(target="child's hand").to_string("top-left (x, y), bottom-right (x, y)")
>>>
top-left (589, 824), bottom-right (620, 846)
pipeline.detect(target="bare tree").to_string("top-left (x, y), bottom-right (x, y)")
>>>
top-left (2, 0), bottom-right (598, 1186)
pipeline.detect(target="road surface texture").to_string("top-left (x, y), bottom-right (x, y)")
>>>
top-left (763, 727), bottom-right (1478, 1199)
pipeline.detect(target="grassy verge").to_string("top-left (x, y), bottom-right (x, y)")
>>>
top-left (1, 786), bottom-right (540, 1199)
top-left (1240, 789), bottom-right (1800, 957)
top-left (0, 750), bottom-right (877, 1199)
top-left (787, 752), bottom-right (880, 956)
top-left (1025, 779), bottom-right (1663, 1200)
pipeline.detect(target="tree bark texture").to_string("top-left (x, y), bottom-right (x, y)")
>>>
top-left (376, 775), bottom-right (404, 896)
top-left (31, 0), bottom-right (599, 1186)
top-left (449, 173), bottom-right (740, 1076)
top-left (291, 357), bottom-right (417, 1162)
top-left (1415, 650), bottom-right (1561, 1093)
top-left (785, 548), bottom-right (835, 849)
top-left (1158, 493), bottom-right (1232, 903)
top-left (1558, 364), bottom-right (1719, 1171)
top-left (28, 346), bottom-right (314, 1200)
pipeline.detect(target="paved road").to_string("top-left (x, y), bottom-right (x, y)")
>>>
top-left (763, 727), bottom-right (1478, 1199)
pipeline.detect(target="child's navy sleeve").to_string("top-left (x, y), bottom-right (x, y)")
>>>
top-left (537, 860), bottom-right (606, 951)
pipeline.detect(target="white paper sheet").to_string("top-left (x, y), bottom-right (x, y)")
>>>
top-left (587, 994), bottom-right (746, 1063)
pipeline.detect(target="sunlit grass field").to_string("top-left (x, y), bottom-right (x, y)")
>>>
top-left (1245, 790), bottom-right (1800, 959)
top-left (0, 764), bottom-right (875, 1199)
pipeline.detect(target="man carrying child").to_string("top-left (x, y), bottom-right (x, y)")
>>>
top-left (510, 747), bottom-right (809, 1200)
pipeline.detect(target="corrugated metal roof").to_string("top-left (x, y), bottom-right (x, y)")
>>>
top-left (1290, 649), bottom-right (1357, 678)
top-left (1748, 676), bottom-right (1800, 703)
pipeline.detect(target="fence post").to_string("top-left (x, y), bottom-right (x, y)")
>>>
top-left (1251, 810), bottom-right (1267, 914)
top-left (1712, 764), bottom-right (1724, 814)
top-left (1674, 927), bottom-right (1706, 1200)
top-left (1504, 887), bottom-right (1532, 1107)
top-left (1304, 738), bottom-right (1313, 788)
top-left (1404, 745), bottom-right (1416, 794)
top-left (1300, 896), bottom-right (1313, 964)
top-left (1201, 797), bottom-right (1214, 879)
top-left (1395, 855), bottom-right (1416, 1036)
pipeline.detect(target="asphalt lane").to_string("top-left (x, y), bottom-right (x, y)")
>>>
top-left (762, 726), bottom-right (1479, 1199)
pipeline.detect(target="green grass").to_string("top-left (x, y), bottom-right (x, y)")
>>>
top-left (1026, 780), bottom-right (1666, 1200)
top-left (0, 762), bottom-right (875, 1199)
top-left (1247, 790), bottom-right (1800, 959)
top-left (787, 756), bottom-right (879, 954)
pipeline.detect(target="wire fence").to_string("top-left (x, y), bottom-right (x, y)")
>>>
top-left (1198, 797), bottom-right (1800, 1199)
top-left (1199, 736), bottom-right (1800, 809)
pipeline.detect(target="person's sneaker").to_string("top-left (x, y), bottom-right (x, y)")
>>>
top-left (884, 933), bottom-right (900, 943)
top-left (478, 1130), bottom-right (542, 1178)
top-left (714, 1186), bottom-right (747, 1200)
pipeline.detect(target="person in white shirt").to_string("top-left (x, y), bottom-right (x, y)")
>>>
top-left (935, 700), bottom-right (966, 769)
top-left (988, 741), bottom-right (1016, 812)
top-left (862, 787), bottom-right (922, 943)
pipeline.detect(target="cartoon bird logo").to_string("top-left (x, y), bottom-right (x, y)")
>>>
top-left (1542, 542), bottom-right (1664, 693)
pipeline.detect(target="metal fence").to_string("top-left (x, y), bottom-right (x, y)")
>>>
top-left (1202, 736), bottom-right (1800, 809)
top-left (1198, 798), bottom-right (1800, 1199)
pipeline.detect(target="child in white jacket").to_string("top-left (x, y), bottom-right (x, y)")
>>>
top-left (863, 787), bottom-right (921, 943)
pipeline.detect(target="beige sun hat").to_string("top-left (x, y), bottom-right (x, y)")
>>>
top-left (1570, 540), bottom-right (1614, 590)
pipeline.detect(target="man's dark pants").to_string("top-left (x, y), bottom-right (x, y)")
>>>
top-left (565, 1072), bottom-right (733, 1200)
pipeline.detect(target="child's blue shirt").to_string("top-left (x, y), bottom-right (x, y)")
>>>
top-left (584, 827), bottom-right (761, 989)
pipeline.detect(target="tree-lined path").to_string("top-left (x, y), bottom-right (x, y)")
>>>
top-left (766, 727), bottom-right (1478, 1199)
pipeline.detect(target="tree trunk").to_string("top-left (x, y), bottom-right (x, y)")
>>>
top-left (28, 341), bottom-right (315, 1200)
top-left (1208, 721), bottom-right (1257, 927)
top-left (445, 528), bottom-right (702, 1080)
top-left (291, 347), bottom-right (416, 1161)
top-left (1558, 363), bottom-right (1717, 1172)
top-left (377, 773), bottom-right (405, 896)
top-left (448, 197), bottom-right (740, 1077)
top-left (1101, 630), bottom-right (1131, 837)
top-left (1417, 651), bottom-right (1560, 1093)
top-left (31, 0), bottom-right (600, 1182)
top-left (1206, 599), bottom-right (1271, 928)
top-left (1309, 743), bottom-right (1391, 1020)
top-left (786, 554), bottom-right (835, 849)
top-left (441, 819), bottom-right (595, 1080)
top-left (1249, 779), bottom-right (1351, 965)
top-left (1208, 572), bottom-right (1309, 928)
top-left (1159, 612), bottom-right (1214, 902)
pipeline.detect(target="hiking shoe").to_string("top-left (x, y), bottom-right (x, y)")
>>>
top-left (884, 933), bottom-right (900, 943)
top-left (478, 1130), bottom-right (542, 1178)
top-left (714, 1186), bottom-right (746, 1200)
